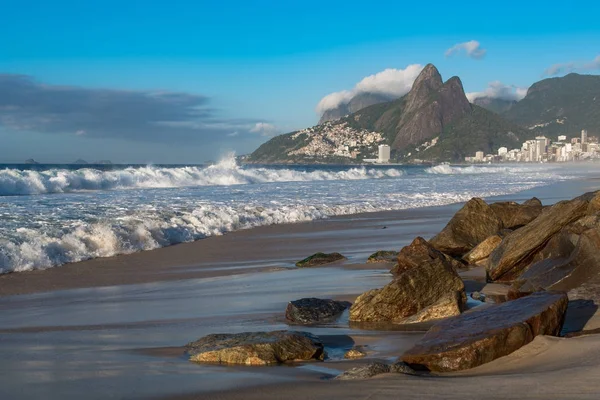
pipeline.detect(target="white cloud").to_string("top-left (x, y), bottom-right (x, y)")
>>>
top-left (249, 122), bottom-right (279, 137)
top-left (75, 129), bottom-right (86, 136)
top-left (315, 64), bottom-right (424, 115)
top-left (544, 54), bottom-right (600, 76)
top-left (445, 40), bottom-right (487, 60)
top-left (227, 131), bottom-right (239, 137)
top-left (466, 81), bottom-right (528, 102)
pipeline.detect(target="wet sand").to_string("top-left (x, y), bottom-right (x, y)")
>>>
top-left (1, 178), bottom-right (600, 399)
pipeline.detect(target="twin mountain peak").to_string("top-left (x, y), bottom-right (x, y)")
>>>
top-left (249, 64), bottom-right (600, 163)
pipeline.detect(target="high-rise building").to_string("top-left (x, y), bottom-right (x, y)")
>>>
top-left (582, 129), bottom-right (588, 144)
top-left (498, 147), bottom-right (508, 156)
top-left (475, 151), bottom-right (484, 161)
top-left (378, 145), bottom-right (391, 163)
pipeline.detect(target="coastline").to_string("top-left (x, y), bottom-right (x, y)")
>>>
top-left (1, 177), bottom-right (596, 297)
top-left (1, 178), bottom-right (600, 400)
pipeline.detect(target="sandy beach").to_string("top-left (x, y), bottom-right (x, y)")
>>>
top-left (2, 178), bottom-right (600, 400)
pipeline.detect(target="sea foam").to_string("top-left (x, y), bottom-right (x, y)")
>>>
top-left (0, 156), bottom-right (403, 196)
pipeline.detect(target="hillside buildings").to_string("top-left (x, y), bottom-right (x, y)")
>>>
top-left (466, 129), bottom-right (599, 163)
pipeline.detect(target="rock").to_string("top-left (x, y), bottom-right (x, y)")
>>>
top-left (429, 198), bottom-right (503, 257)
top-left (471, 291), bottom-right (485, 302)
top-left (401, 291), bottom-right (568, 372)
top-left (367, 250), bottom-right (398, 263)
top-left (390, 361), bottom-right (419, 375)
top-left (399, 292), bottom-right (464, 324)
top-left (186, 331), bottom-right (325, 365)
top-left (392, 236), bottom-right (464, 276)
top-left (490, 198), bottom-right (543, 229)
top-left (295, 252), bottom-right (346, 268)
top-left (487, 193), bottom-right (598, 282)
top-left (335, 362), bottom-right (390, 380)
top-left (285, 298), bottom-right (351, 324)
top-left (462, 235), bottom-right (502, 264)
top-left (344, 347), bottom-right (367, 359)
top-left (350, 257), bottom-right (465, 323)
top-left (516, 229), bottom-right (600, 292)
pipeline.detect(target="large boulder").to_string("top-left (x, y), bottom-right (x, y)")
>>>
top-left (516, 229), bottom-right (600, 292)
top-left (295, 252), bottom-right (346, 268)
top-left (186, 331), bottom-right (325, 365)
top-left (350, 258), bottom-right (465, 323)
top-left (285, 298), bottom-right (351, 324)
top-left (487, 192), bottom-right (599, 282)
top-left (462, 235), bottom-right (502, 265)
top-left (489, 197), bottom-right (543, 229)
top-left (392, 236), bottom-right (464, 276)
top-left (429, 198), bottom-right (503, 257)
top-left (401, 291), bottom-right (568, 372)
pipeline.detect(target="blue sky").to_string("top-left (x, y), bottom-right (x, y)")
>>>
top-left (1, 0), bottom-right (599, 163)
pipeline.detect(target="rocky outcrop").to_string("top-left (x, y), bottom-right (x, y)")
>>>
top-left (401, 291), bottom-right (568, 372)
top-left (186, 331), bottom-right (325, 365)
top-left (489, 197), bottom-right (543, 229)
top-left (367, 250), bottom-right (398, 263)
top-left (295, 252), bottom-right (346, 268)
top-left (392, 236), bottom-right (463, 276)
top-left (285, 298), bottom-right (351, 324)
top-left (429, 198), bottom-right (503, 257)
top-left (516, 228), bottom-right (600, 292)
top-left (487, 192), bottom-right (598, 282)
top-left (386, 64), bottom-right (472, 150)
top-left (399, 292), bottom-right (464, 324)
top-left (350, 257), bottom-right (465, 323)
top-left (462, 235), bottom-right (502, 265)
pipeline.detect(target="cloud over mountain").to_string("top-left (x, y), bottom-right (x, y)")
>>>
top-left (544, 54), bottom-right (600, 76)
top-left (0, 74), bottom-right (261, 143)
top-left (315, 64), bottom-right (424, 115)
top-left (466, 81), bottom-right (528, 102)
top-left (445, 40), bottom-right (487, 60)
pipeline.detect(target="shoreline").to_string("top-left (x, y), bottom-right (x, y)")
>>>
top-left (2, 177), bottom-right (600, 399)
top-left (1, 177), bottom-right (597, 297)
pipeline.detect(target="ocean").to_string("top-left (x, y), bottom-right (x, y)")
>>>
top-left (0, 156), bottom-right (587, 274)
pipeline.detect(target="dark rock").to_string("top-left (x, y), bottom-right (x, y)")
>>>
top-left (335, 362), bottom-right (390, 380)
top-left (462, 235), bottom-right (502, 265)
top-left (186, 331), bottom-right (325, 365)
top-left (401, 291), bottom-right (568, 372)
top-left (285, 298), bottom-right (351, 324)
top-left (490, 198), bottom-right (543, 229)
top-left (516, 229), bottom-right (600, 292)
top-left (350, 257), bottom-right (465, 323)
top-left (367, 250), bottom-right (398, 263)
top-left (487, 192), bottom-right (599, 282)
top-left (295, 252), bottom-right (346, 268)
top-left (390, 361), bottom-right (419, 375)
top-left (430, 198), bottom-right (503, 257)
top-left (392, 236), bottom-right (464, 276)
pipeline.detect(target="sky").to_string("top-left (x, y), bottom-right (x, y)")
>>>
top-left (1, 0), bottom-right (599, 164)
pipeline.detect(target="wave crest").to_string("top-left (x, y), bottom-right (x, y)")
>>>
top-left (0, 156), bottom-right (403, 196)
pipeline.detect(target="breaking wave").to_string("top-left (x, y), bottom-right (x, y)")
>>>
top-left (0, 189), bottom-right (523, 274)
top-left (425, 164), bottom-right (537, 175)
top-left (0, 156), bottom-right (403, 196)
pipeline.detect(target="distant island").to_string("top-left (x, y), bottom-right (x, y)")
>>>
top-left (24, 159), bottom-right (40, 164)
top-left (72, 159), bottom-right (89, 165)
top-left (248, 64), bottom-right (600, 164)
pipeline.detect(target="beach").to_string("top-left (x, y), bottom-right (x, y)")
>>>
top-left (2, 177), bottom-right (600, 400)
